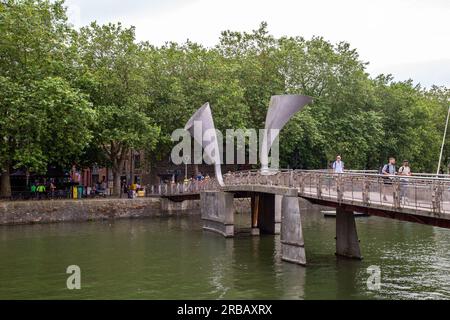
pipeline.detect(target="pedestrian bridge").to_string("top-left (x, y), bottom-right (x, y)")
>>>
top-left (149, 170), bottom-right (450, 265)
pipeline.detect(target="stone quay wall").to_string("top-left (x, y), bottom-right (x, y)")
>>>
top-left (0, 197), bottom-right (254, 226)
top-left (0, 198), bottom-right (163, 226)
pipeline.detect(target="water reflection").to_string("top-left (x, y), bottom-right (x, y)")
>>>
top-left (0, 210), bottom-right (449, 299)
top-left (272, 235), bottom-right (306, 299)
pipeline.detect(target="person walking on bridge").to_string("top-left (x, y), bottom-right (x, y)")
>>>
top-left (381, 157), bottom-right (396, 201)
top-left (398, 160), bottom-right (411, 176)
top-left (332, 155), bottom-right (345, 173)
top-left (398, 160), bottom-right (412, 204)
top-left (382, 157), bottom-right (397, 176)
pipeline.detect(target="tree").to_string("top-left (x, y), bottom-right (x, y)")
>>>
top-left (0, 0), bottom-right (95, 197)
top-left (276, 35), bottom-right (383, 169)
top-left (142, 41), bottom-right (248, 173)
top-left (2, 8), bottom-right (449, 196)
top-left (218, 22), bottom-right (284, 129)
top-left (76, 22), bottom-right (160, 195)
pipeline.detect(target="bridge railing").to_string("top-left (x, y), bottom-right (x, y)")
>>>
top-left (147, 178), bottom-right (220, 196)
top-left (223, 170), bottom-right (450, 214)
top-left (148, 170), bottom-right (450, 215)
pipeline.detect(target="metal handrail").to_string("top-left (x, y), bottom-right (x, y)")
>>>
top-left (147, 170), bottom-right (450, 215)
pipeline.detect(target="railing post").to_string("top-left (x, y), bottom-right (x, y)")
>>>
top-left (299, 174), bottom-right (305, 195)
top-left (362, 179), bottom-right (370, 205)
top-left (317, 174), bottom-right (322, 198)
top-left (336, 175), bottom-right (343, 203)
top-left (432, 182), bottom-right (443, 215)
top-left (393, 179), bottom-right (401, 208)
top-left (289, 170), bottom-right (294, 187)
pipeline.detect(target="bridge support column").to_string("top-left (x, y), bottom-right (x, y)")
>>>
top-left (251, 194), bottom-right (260, 236)
top-left (274, 195), bottom-right (282, 235)
top-left (200, 191), bottom-right (234, 237)
top-left (335, 207), bottom-right (362, 259)
top-left (281, 196), bottom-right (306, 265)
top-left (160, 198), bottom-right (198, 212)
top-left (160, 198), bottom-right (176, 212)
top-left (257, 194), bottom-right (282, 235)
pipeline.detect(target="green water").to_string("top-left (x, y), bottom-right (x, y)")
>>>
top-left (0, 207), bottom-right (449, 300)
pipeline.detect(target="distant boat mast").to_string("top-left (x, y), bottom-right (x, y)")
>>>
top-left (437, 104), bottom-right (450, 176)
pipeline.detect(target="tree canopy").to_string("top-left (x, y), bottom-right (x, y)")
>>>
top-left (0, 0), bottom-right (95, 197)
top-left (1, 0), bottom-right (449, 197)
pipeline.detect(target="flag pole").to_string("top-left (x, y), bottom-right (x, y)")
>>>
top-left (437, 104), bottom-right (450, 176)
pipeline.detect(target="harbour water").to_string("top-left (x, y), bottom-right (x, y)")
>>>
top-left (0, 206), bottom-right (449, 299)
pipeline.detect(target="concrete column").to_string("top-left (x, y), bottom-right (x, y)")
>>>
top-left (274, 195), bottom-right (282, 234)
top-left (200, 191), bottom-right (234, 237)
top-left (281, 196), bottom-right (306, 265)
top-left (160, 198), bottom-right (198, 212)
top-left (160, 198), bottom-right (174, 212)
top-left (250, 194), bottom-right (260, 236)
top-left (257, 194), bottom-right (281, 235)
top-left (335, 207), bottom-right (362, 259)
top-left (258, 194), bottom-right (274, 234)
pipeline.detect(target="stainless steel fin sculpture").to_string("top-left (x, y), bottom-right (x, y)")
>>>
top-left (184, 102), bottom-right (224, 186)
top-left (260, 95), bottom-right (313, 174)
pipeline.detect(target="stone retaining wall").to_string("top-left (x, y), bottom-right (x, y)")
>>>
top-left (0, 197), bottom-right (257, 226)
top-left (0, 198), bottom-right (162, 226)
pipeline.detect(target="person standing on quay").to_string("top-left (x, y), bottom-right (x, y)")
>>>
top-left (30, 183), bottom-right (37, 200)
top-left (36, 183), bottom-right (46, 200)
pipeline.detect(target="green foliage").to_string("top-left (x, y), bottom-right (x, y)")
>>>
top-left (141, 41), bottom-right (248, 164)
top-left (1, 0), bottom-right (449, 199)
top-left (75, 22), bottom-right (160, 194)
top-left (0, 0), bottom-right (95, 196)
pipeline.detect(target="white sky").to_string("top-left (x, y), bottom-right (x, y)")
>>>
top-left (65, 0), bottom-right (450, 88)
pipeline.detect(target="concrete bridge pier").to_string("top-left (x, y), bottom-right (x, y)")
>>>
top-left (251, 194), bottom-right (282, 235)
top-left (160, 198), bottom-right (176, 212)
top-left (250, 194), bottom-right (260, 236)
top-left (200, 191), bottom-right (234, 237)
top-left (335, 207), bottom-right (362, 260)
top-left (281, 195), bottom-right (306, 265)
top-left (160, 197), bottom-right (198, 212)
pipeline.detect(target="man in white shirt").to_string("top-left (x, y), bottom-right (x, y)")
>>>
top-left (332, 155), bottom-right (344, 173)
top-left (398, 160), bottom-right (411, 203)
top-left (398, 160), bottom-right (411, 176)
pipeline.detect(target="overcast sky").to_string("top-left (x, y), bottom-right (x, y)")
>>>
top-left (65, 0), bottom-right (449, 88)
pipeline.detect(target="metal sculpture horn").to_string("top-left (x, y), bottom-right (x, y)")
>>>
top-left (260, 95), bottom-right (313, 174)
top-left (184, 102), bottom-right (224, 186)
